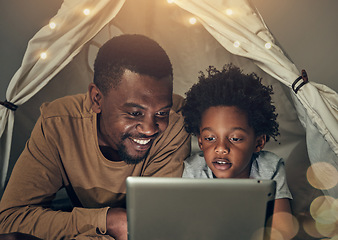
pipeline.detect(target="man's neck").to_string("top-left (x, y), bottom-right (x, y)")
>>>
top-left (99, 145), bottom-right (122, 162)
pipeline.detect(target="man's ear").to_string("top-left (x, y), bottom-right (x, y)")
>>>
top-left (255, 135), bottom-right (266, 153)
top-left (197, 134), bottom-right (203, 150)
top-left (88, 83), bottom-right (103, 113)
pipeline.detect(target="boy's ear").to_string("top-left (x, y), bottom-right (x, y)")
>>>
top-left (88, 83), bottom-right (103, 114)
top-left (254, 135), bottom-right (266, 153)
top-left (197, 134), bottom-right (204, 150)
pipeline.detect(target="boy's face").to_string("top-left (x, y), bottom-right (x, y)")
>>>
top-left (197, 106), bottom-right (265, 178)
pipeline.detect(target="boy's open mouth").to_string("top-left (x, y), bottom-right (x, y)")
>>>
top-left (213, 159), bottom-right (232, 170)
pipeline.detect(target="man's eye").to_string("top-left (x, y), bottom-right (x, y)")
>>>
top-left (156, 111), bottom-right (169, 117)
top-left (129, 112), bottom-right (142, 117)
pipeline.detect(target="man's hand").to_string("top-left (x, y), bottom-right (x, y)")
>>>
top-left (106, 208), bottom-right (128, 240)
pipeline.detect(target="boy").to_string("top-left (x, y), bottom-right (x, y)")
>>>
top-left (182, 64), bottom-right (295, 239)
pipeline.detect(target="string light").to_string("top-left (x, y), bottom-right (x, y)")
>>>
top-left (233, 41), bottom-right (240, 48)
top-left (41, 3), bottom-right (281, 75)
top-left (40, 52), bottom-right (47, 60)
top-left (225, 9), bottom-right (233, 16)
top-left (83, 8), bottom-right (90, 15)
top-left (265, 42), bottom-right (272, 49)
top-left (189, 17), bottom-right (197, 25)
top-left (49, 21), bottom-right (56, 30)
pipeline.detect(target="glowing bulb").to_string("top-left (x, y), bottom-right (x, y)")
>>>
top-left (265, 42), bottom-right (272, 49)
top-left (83, 9), bottom-right (90, 15)
top-left (40, 52), bottom-right (47, 60)
top-left (233, 41), bottom-right (240, 48)
top-left (189, 17), bottom-right (197, 25)
top-left (49, 22), bottom-right (56, 29)
top-left (167, 0), bottom-right (174, 3)
top-left (225, 9), bottom-right (233, 16)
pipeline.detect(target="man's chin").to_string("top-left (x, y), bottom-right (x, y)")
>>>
top-left (118, 149), bottom-right (149, 165)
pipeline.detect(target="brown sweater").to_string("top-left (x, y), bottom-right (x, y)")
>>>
top-left (0, 93), bottom-right (190, 239)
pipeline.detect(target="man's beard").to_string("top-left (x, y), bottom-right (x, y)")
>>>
top-left (117, 133), bottom-right (152, 165)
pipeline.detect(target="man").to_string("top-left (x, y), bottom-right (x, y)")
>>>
top-left (0, 34), bottom-right (191, 240)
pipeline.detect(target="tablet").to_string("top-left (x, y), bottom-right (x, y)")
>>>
top-left (126, 177), bottom-right (276, 240)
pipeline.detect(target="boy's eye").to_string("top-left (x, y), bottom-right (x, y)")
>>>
top-left (204, 137), bottom-right (216, 142)
top-left (230, 137), bottom-right (242, 142)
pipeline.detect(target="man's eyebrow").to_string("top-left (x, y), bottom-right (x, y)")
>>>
top-left (160, 103), bottom-right (173, 110)
top-left (123, 103), bottom-right (145, 109)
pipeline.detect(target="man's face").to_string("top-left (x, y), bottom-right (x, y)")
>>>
top-left (92, 69), bottom-right (173, 164)
top-left (198, 106), bottom-right (265, 178)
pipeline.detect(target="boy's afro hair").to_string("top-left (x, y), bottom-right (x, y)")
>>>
top-left (182, 64), bottom-right (279, 142)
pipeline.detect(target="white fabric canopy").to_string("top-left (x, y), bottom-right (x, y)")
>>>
top-left (0, 0), bottom-right (337, 222)
top-left (0, 0), bottom-right (126, 192)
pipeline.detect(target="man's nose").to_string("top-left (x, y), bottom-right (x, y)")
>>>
top-left (136, 116), bottom-right (159, 136)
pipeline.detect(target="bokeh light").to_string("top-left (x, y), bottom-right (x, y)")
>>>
top-left (167, 0), bottom-right (175, 3)
top-left (330, 234), bottom-right (338, 240)
top-left (316, 220), bottom-right (337, 237)
top-left (251, 227), bottom-right (284, 240)
top-left (264, 212), bottom-right (299, 239)
top-left (310, 196), bottom-right (336, 223)
top-left (303, 215), bottom-right (323, 238)
top-left (308, 196), bottom-right (338, 237)
top-left (306, 162), bottom-right (338, 190)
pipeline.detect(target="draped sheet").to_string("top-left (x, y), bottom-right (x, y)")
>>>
top-left (0, 0), bottom-right (337, 202)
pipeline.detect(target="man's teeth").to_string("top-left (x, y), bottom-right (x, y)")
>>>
top-left (216, 161), bottom-right (228, 164)
top-left (132, 139), bottom-right (151, 145)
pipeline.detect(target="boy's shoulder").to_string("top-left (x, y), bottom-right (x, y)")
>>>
top-left (251, 150), bottom-right (285, 179)
top-left (185, 151), bottom-right (204, 163)
top-left (183, 152), bottom-right (212, 178)
top-left (255, 150), bottom-right (283, 164)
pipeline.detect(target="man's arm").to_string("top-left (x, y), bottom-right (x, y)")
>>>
top-left (106, 208), bottom-right (127, 240)
top-left (0, 117), bottom-right (109, 239)
top-left (0, 232), bottom-right (43, 240)
top-left (271, 198), bottom-right (296, 239)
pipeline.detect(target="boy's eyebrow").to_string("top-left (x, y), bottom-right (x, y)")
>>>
top-left (200, 127), bottom-right (214, 132)
top-left (123, 102), bottom-right (172, 110)
top-left (200, 126), bottom-right (249, 133)
top-left (231, 127), bottom-right (250, 133)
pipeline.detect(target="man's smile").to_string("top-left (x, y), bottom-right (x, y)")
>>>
top-left (128, 137), bottom-right (155, 152)
top-left (131, 138), bottom-right (151, 145)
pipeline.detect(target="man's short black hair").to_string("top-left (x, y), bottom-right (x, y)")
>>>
top-left (93, 34), bottom-right (173, 95)
top-left (182, 64), bottom-right (279, 142)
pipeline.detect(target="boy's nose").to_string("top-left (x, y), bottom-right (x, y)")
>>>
top-left (215, 141), bottom-right (229, 154)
